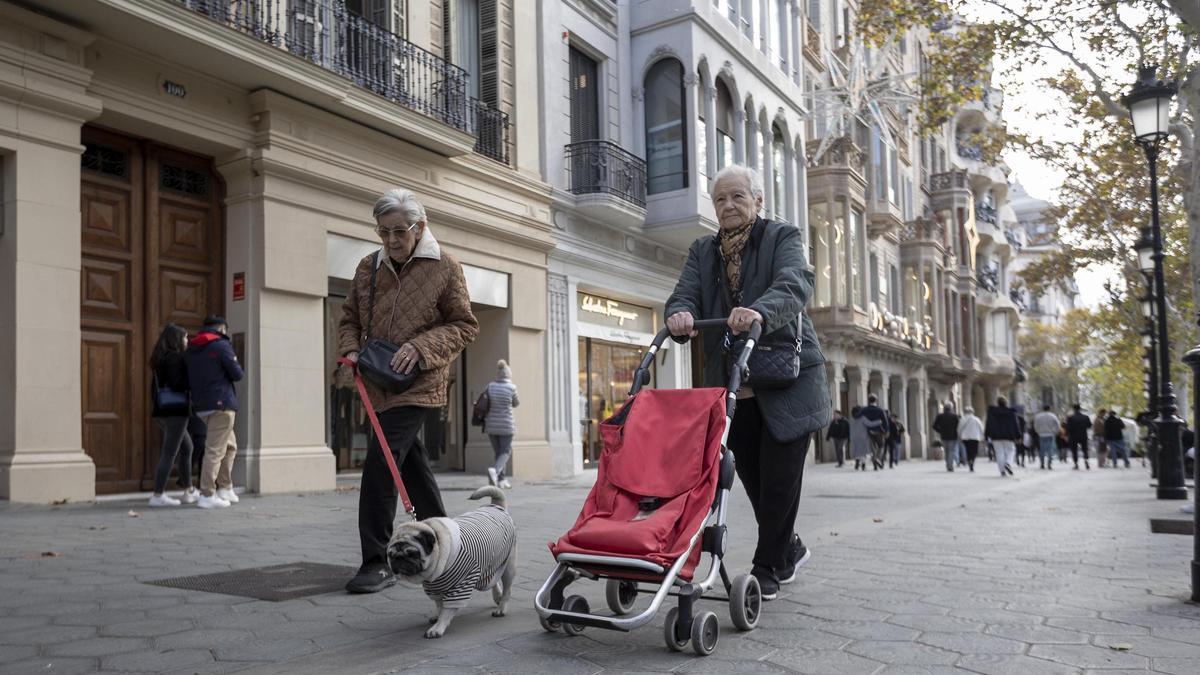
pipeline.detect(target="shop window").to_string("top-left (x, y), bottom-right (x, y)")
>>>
top-left (715, 79), bottom-right (736, 171)
top-left (578, 338), bottom-right (655, 466)
top-left (645, 58), bottom-right (688, 194)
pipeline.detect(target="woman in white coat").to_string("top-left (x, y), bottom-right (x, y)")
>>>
top-left (485, 360), bottom-right (519, 489)
top-left (958, 407), bottom-right (985, 473)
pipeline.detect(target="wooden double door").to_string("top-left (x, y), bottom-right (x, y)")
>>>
top-left (80, 127), bottom-right (224, 494)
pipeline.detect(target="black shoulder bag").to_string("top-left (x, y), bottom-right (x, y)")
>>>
top-left (356, 252), bottom-right (421, 394)
top-left (718, 254), bottom-right (802, 390)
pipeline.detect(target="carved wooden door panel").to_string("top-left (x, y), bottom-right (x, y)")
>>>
top-left (81, 127), bottom-right (223, 493)
top-left (80, 128), bottom-right (146, 494)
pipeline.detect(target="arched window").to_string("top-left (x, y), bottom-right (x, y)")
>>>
top-left (715, 79), bottom-right (735, 170)
top-left (771, 123), bottom-right (787, 221)
top-left (645, 59), bottom-right (688, 194)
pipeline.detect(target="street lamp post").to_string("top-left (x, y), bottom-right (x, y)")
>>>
top-left (1122, 64), bottom-right (1185, 501)
top-left (1184, 346), bottom-right (1200, 602)
top-left (1138, 267), bottom-right (1160, 480)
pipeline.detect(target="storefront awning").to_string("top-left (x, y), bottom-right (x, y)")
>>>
top-left (326, 233), bottom-right (508, 308)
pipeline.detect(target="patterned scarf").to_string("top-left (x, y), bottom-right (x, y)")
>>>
top-left (718, 219), bottom-right (754, 296)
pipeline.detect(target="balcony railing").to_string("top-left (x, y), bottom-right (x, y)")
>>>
top-left (565, 140), bottom-right (647, 208)
top-left (1004, 228), bottom-right (1023, 251)
top-left (977, 264), bottom-right (999, 293)
top-left (930, 170), bottom-right (968, 191)
top-left (175, 0), bottom-right (511, 164)
top-left (956, 141), bottom-right (983, 161)
top-left (975, 203), bottom-right (998, 225)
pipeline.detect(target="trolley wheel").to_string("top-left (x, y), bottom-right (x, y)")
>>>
top-left (729, 573), bottom-right (761, 631)
top-left (561, 595), bottom-right (589, 636)
top-left (691, 610), bottom-right (720, 656)
top-left (605, 579), bottom-right (638, 616)
top-left (662, 607), bottom-right (689, 651)
top-left (539, 614), bottom-right (561, 633)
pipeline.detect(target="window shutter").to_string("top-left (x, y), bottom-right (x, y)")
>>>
top-left (478, 0), bottom-right (499, 106)
top-left (569, 47), bottom-right (599, 143)
top-left (442, 0), bottom-right (452, 61)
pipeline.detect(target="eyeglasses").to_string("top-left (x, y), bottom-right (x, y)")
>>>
top-left (375, 222), bottom-right (420, 239)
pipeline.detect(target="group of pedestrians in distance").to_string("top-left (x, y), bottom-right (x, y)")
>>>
top-left (826, 396), bottom-right (1147, 477)
top-left (825, 395), bottom-right (906, 471)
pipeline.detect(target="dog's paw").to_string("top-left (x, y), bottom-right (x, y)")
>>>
top-left (492, 608), bottom-right (506, 617)
top-left (424, 626), bottom-right (445, 639)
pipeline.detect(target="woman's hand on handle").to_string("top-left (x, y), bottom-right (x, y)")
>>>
top-left (667, 311), bottom-right (698, 338)
top-left (728, 307), bottom-right (763, 335)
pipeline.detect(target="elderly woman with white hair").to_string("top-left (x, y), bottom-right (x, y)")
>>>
top-left (337, 188), bottom-right (479, 594)
top-left (665, 164), bottom-right (831, 601)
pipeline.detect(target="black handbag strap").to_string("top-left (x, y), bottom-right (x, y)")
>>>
top-left (365, 250), bottom-right (380, 342)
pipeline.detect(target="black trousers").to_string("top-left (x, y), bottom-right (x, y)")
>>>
top-left (728, 397), bottom-right (810, 571)
top-left (1069, 439), bottom-right (1090, 464)
top-left (963, 440), bottom-right (980, 468)
top-left (358, 406), bottom-right (447, 570)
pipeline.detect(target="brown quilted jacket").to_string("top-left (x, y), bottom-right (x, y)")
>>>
top-left (336, 230), bottom-right (479, 411)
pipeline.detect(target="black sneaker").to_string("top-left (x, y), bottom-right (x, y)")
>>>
top-left (751, 565), bottom-right (779, 601)
top-left (777, 535), bottom-right (811, 585)
top-left (345, 566), bottom-right (396, 594)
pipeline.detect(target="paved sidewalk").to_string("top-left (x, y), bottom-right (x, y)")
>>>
top-left (1, 459), bottom-right (1198, 674)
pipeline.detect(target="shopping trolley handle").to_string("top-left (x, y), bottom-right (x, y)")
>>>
top-left (628, 318), bottom-right (762, 396)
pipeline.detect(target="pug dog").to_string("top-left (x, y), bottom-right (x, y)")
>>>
top-left (386, 485), bottom-right (517, 639)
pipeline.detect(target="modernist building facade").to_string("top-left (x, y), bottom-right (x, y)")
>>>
top-left (801, 9), bottom-right (1025, 462)
top-left (0, 0), bottom-right (555, 502)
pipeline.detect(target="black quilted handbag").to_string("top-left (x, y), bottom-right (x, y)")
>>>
top-left (357, 252), bottom-right (420, 394)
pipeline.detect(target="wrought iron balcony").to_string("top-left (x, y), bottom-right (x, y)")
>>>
top-left (930, 170), bottom-right (968, 192)
top-left (975, 203), bottom-right (998, 225)
top-left (175, 0), bottom-right (510, 164)
top-left (565, 140), bottom-right (647, 208)
top-left (956, 141), bottom-right (983, 161)
top-left (976, 264), bottom-right (999, 293)
top-left (1004, 228), bottom-right (1023, 251)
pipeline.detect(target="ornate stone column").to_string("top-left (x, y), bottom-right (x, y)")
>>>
top-left (546, 273), bottom-right (574, 477)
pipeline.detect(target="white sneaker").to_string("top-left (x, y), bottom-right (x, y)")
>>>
top-left (148, 494), bottom-right (181, 507)
top-left (197, 494), bottom-right (230, 509)
top-left (486, 468), bottom-right (499, 487)
top-left (499, 478), bottom-right (512, 489)
top-left (216, 488), bottom-right (240, 504)
top-left (180, 488), bottom-right (199, 504)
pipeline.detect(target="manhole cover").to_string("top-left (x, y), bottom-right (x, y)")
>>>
top-left (1149, 519), bottom-right (1194, 535)
top-left (812, 494), bottom-right (881, 500)
top-left (148, 562), bottom-right (358, 601)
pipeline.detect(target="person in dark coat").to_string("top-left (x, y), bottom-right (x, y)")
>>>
top-left (148, 324), bottom-right (196, 507)
top-left (860, 395), bottom-right (890, 470)
top-left (825, 411), bottom-right (850, 467)
top-left (1104, 411), bottom-right (1130, 468)
top-left (1065, 403), bottom-right (1092, 470)
top-left (931, 404), bottom-right (961, 472)
top-left (184, 315), bottom-right (245, 509)
top-left (887, 412), bottom-right (905, 468)
top-left (985, 396), bottom-right (1021, 477)
top-left (666, 164), bottom-right (831, 601)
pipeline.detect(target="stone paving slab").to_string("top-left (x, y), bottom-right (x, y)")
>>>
top-left (0, 461), bottom-right (1197, 674)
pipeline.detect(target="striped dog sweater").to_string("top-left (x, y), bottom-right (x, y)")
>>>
top-left (422, 504), bottom-right (516, 608)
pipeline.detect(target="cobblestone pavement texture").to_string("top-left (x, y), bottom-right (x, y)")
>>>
top-left (1, 460), bottom-right (1197, 674)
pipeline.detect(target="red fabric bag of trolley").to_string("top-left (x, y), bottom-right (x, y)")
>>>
top-left (554, 387), bottom-right (726, 572)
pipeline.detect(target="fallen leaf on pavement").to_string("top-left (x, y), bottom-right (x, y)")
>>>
top-left (127, 510), bottom-right (140, 518)
top-left (52, 498), bottom-right (69, 505)
top-left (872, 518), bottom-right (884, 523)
top-left (88, 525), bottom-right (107, 531)
top-left (40, 551), bottom-right (61, 558)
top-left (1110, 643), bottom-right (1133, 651)
top-left (830, 531), bottom-right (839, 536)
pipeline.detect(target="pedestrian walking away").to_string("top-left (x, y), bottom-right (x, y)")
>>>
top-left (887, 412), bottom-right (905, 468)
top-left (861, 395), bottom-right (890, 470)
top-left (148, 323), bottom-right (197, 507)
top-left (484, 359), bottom-right (519, 489)
top-left (826, 410), bottom-right (850, 467)
top-left (1094, 409), bottom-right (1109, 468)
top-left (848, 406), bottom-right (880, 472)
top-left (1104, 410), bottom-right (1130, 468)
top-left (338, 188), bottom-right (480, 594)
top-left (1033, 405), bottom-right (1060, 470)
top-left (932, 404), bottom-right (961, 472)
top-left (1065, 404), bottom-right (1092, 470)
top-left (985, 396), bottom-right (1021, 477)
top-left (184, 315), bottom-right (244, 509)
top-left (958, 407), bottom-right (984, 472)
top-left (665, 164), bottom-right (831, 600)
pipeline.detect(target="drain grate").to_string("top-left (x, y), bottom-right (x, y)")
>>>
top-left (1149, 519), bottom-right (1194, 535)
top-left (148, 562), bottom-right (358, 601)
top-left (812, 494), bottom-right (881, 500)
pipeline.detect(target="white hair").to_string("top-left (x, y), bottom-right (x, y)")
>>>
top-left (372, 188), bottom-right (427, 224)
top-left (712, 164), bottom-right (764, 199)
